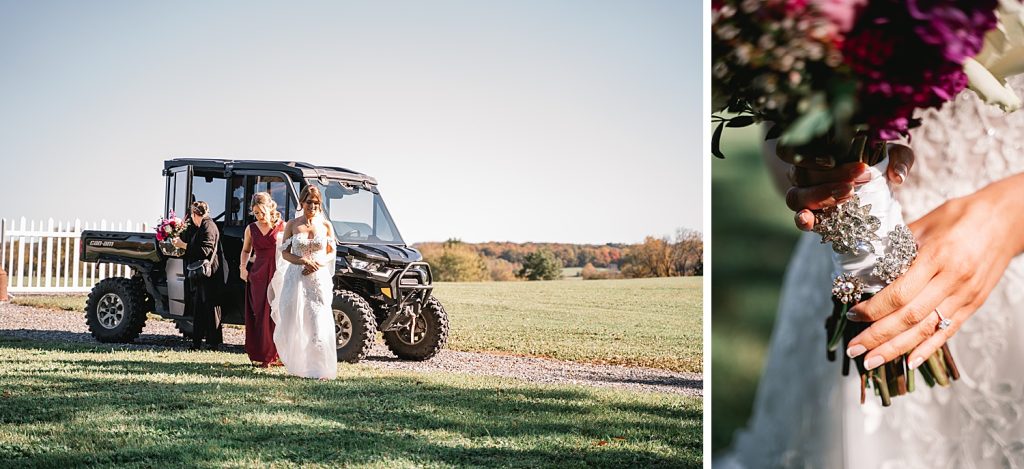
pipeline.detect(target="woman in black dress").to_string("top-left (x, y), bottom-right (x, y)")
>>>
top-left (172, 201), bottom-right (224, 350)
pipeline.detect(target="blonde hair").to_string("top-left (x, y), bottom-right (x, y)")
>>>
top-left (250, 192), bottom-right (281, 224)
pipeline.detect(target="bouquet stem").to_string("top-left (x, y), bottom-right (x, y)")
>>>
top-left (820, 136), bottom-right (961, 405)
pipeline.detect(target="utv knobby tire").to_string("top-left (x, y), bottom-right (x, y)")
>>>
top-left (383, 296), bottom-right (448, 361)
top-left (85, 277), bottom-right (148, 343)
top-left (332, 290), bottom-right (377, 363)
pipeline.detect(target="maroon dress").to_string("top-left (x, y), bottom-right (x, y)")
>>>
top-left (244, 221), bottom-right (283, 364)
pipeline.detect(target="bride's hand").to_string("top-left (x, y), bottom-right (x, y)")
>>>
top-left (845, 174), bottom-right (1024, 370)
top-left (780, 144), bottom-right (915, 230)
top-left (301, 258), bottom-right (320, 276)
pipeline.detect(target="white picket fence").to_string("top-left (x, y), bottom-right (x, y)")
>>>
top-left (1, 218), bottom-right (151, 294)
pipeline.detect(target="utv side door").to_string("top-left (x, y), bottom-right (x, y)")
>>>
top-left (223, 170), bottom-right (301, 320)
top-left (189, 170), bottom-right (239, 322)
top-left (163, 166), bottom-right (191, 317)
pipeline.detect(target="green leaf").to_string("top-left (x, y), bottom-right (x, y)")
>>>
top-left (711, 121), bottom-right (726, 159)
top-left (725, 115), bottom-right (755, 128)
top-left (778, 107), bottom-right (832, 147)
top-left (764, 124), bottom-right (784, 141)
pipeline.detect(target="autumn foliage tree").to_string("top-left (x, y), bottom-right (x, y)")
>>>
top-left (413, 229), bottom-right (701, 282)
top-left (620, 230), bottom-right (703, 278)
top-left (422, 239), bottom-right (489, 282)
top-left (485, 257), bottom-right (519, 281)
top-left (621, 236), bottom-right (675, 278)
top-left (673, 228), bottom-right (703, 276)
top-left (581, 262), bottom-right (618, 280)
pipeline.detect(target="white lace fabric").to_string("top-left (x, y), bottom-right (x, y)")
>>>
top-left (269, 223), bottom-right (338, 380)
top-left (719, 78), bottom-right (1024, 468)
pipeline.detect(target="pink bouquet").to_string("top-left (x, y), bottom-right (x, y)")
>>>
top-left (155, 211), bottom-right (188, 243)
top-left (713, 0), bottom-right (1006, 406)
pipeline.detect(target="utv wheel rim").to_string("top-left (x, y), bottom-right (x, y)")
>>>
top-left (397, 312), bottom-right (428, 345)
top-left (97, 293), bottom-right (125, 329)
top-left (334, 309), bottom-right (353, 348)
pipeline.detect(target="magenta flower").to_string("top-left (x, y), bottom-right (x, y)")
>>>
top-left (842, 0), bottom-right (997, 140)
top-left (815, 0), bottom-right (869, 32)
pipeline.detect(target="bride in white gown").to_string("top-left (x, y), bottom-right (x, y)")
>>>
top-left (269, 185), bottom-right (338, 380)
top-left (719, 79), bottom-right (1024, 468)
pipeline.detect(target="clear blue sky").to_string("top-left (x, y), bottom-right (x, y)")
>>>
top-left (0, 0), bottom-right (701, 244)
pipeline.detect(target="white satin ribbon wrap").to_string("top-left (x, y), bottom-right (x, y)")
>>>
top-left (829, 158), bottom-right (906, 294)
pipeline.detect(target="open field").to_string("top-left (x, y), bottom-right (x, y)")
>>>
top-left (437, 277), bottom-right (701, 373)
top-left (711, 125), bottom-right (799, 452)
top-left (0, 337), bottom-right (701, 467)
top-left (12, 276), bottom-right (702, 374)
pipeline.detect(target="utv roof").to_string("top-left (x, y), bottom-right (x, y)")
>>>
top-left (164, 158), bottom-right (378, 185)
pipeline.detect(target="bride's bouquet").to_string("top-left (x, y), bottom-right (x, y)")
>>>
top-left (155, 210), bottom-right (188, 256)
top-left (712, 0), bottom-right (1020, 406)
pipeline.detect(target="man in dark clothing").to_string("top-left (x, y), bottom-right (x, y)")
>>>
top-left (172, 201), bottom-right (225, 350)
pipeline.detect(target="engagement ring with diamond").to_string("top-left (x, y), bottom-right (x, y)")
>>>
top-left (935, 308), bottom-right (952, 330)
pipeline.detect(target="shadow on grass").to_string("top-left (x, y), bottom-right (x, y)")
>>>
top-left (587, 375), bottom-right (702, 392)
top-left (0, 328), bottom-right (246, 353)
top-left (0, 338), bottom-right (700, 468)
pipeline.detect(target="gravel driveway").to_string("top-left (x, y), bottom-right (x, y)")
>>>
top-left (0, 301), bottom-right (701, 396)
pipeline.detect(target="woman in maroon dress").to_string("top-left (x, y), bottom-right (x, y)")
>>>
top-left (240, 192), bottom-right (284, 367)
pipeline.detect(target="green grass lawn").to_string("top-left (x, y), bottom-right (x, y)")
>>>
top-left (436, 277), bottom-right (701, 373)
top-left (711, 125), bottom-right (799, 453)
top-left (0, 337), bottom-right (701, 468)
top-left (13, 276), bottom-right (702, 374)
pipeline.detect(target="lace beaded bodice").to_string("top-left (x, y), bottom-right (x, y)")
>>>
top-left (288, 234), bottom-right (330, 259)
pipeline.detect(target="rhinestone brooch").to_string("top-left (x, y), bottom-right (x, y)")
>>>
top-left (832, 273), bottom-right (865, 305)
top-left (872, 225), bottom-right (918, 284)
top-left (814, 195), bottom-right (881, 256)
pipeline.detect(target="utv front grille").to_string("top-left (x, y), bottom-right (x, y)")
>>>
top-left (397, 268), bottom-right (430, 286)
top-left (389, 262), bottom-right (433, 308)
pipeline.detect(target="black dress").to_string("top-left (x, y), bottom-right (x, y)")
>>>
top-left (182, 217), bottom-right (224, 348)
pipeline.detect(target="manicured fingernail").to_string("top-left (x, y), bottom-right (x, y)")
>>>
top-left (797, 211), bottom-right (814, 228)
top-left (846, 310), bottom-right (859, 321)
top-left (846, 344), bottom-right (866, 358)
top-left (815, 156), bottom-right (835, 168)
top-left (864, 355), bottom-right (884, 370)
top-left (854, 171), bottom-right (872, 185)
top-left (908, 357), bottom-right (924, 370)
top-left (894, 163), bottom-right (908, 184)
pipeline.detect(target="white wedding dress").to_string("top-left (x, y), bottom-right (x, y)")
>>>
top-left (718, 79), bottom-right (1024, 468)
top-left (269, 221), bottom-right (338, 380)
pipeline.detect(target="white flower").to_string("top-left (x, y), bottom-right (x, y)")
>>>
top-left (967, 0), bottom-right (1024, 112)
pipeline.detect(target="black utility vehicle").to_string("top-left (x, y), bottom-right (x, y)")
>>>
top-left (79, 159), bottom-right (448, 362)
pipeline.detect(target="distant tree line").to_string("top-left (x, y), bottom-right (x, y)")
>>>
top-left (415, 228), bottom-right (702, 282)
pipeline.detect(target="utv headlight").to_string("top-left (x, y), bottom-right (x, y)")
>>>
top-left (349, 258), bottom-right (381, 272)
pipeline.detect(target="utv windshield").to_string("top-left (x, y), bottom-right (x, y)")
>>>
top-left (309, 179), bottom-right (405, 245)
